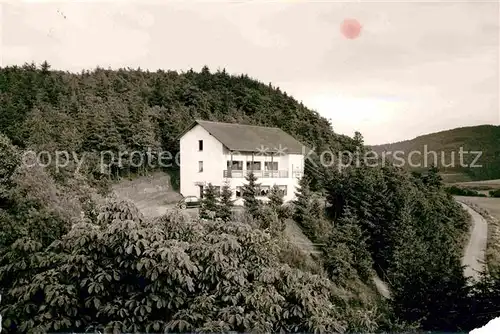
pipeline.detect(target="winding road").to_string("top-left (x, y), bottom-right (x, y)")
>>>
top-left (373, 200), bottom-right (489, 297)
top-left (458, 201), bottom-right (488, 282)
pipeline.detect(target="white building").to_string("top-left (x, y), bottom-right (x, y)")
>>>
top-left (178, 120), bottom-right (306, 205)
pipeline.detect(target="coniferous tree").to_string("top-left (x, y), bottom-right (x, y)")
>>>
top-left (469, 272), bottom-right (500, 329)
top-left (242, 172), bottom-right (261, 218)
top-left (262, 185), bottom-right (287, 232)
top-left (268, 185), bottom-right (284, 208)
top-left (268, 184), bottom-right (290, 224)
top-left (353, 131), bottom-right (364, 148)
top-left (293, 176), bottom-right (312, 226)
top-left (422, 164), bottom-right (442, 188)
top-left (292, 176), bottom-right (330, 242)
top-left (200, 183), bottom-right (218, 219)
top-left (310, 196), bottom-right (323, 219)
top-left (352, 131), bottom-right (366, 154)
top-left (256, 204), bottom-right (283, 235)
top-left (388, 220), bottom-right (470, 331)
top-left (352, 131), bottom-right (368, 166)
top-left (0, 134), bottom-right (20, 203)
top-left (323, 206), bottom-right (373, 283)
top-left (217, 181), bottom-right (233, 221)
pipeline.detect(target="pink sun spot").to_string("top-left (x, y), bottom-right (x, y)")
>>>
top-left (340, 18), bottom-right (362, 40)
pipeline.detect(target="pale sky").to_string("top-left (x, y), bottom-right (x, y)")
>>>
top-left (1, 0), bottom-right (499, 145)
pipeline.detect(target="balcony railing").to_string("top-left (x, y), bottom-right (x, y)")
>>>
top-left (223, 170), bottom-right (289, 178)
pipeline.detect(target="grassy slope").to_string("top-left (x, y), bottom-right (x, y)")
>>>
top-left (111, 171), bottom-right (183, 218)
top-left (370, 125), bottom-right (500, 181)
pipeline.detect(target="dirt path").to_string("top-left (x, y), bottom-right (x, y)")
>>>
top-left (112, 172), bottom-right (183, 218)
top-left (283, 219), bottom-right (323, 255)
top-left (284, 218), bottom-right (390, 298)
top-left (458, 201), bottom-right (488, 282)
top-left (363, 200), bottom-right (489, 296)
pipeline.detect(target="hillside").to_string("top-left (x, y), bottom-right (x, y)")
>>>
top-left (0, 63), bottom-right (355, 186)
top-left (370, 125), bottom-right (500, 181)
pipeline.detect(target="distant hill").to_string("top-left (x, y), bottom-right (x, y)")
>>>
top-left (370, 125), bottom-right (500, 181)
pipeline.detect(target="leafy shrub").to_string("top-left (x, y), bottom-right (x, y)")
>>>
top-left (445, 185), bottom-right (487, 197)
top-left (489, 189), bottom-right (500, 198)
top-left (1, 200), bottom-right (383, 333)
top-left (0, 136), bottom-right (83, 333)
top-left (256, 205), bottom-right (285, 236)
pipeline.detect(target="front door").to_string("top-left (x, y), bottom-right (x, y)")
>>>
top-left (199, 185), bottom-right (204, 199)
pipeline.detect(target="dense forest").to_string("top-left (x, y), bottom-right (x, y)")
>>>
top-left (1, 63), bottom-right (500, 333)
top-left (370, 125), bottom-right (500, 181)
top-left (0, 62), bottom-right (355, 187)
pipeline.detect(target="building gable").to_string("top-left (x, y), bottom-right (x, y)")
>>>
top-left (178, 120), bottom-right (306, 154)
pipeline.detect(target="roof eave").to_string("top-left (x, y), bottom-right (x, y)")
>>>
top-left (226, 148), bottom-right (305, 155)
top-left (174, 120), bottom-right (199, 141)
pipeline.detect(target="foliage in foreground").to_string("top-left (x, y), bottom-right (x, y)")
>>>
top-left (1, 200), bottom-right (384, 333)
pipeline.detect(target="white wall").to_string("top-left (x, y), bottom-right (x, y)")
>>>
top-left (179, 125), bottom-right (224, 197)
top-left (180, 125), bottom-right (305, 204)
top-left (288, 153), bottom-right (304, 179)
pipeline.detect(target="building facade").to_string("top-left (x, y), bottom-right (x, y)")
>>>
top-left (178, 120), bottom-right (305, 205)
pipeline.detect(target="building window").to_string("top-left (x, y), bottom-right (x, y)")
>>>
top-left (198, 161), bottom-right (203, 172)
top-left (227, 160), bottom-right (243, 170)
top-left (198, 140), bottom-right (203, 151)
top-left (278, 185), bottom-right (287, 196)
top-left (265, 161), bottom-right (278, 170)
top-left (258, 185), bottom-right (270, 196)
top-left (236, 186), bottom-right (242, 197)
top-left (246, 161), bottom-right (261, 171)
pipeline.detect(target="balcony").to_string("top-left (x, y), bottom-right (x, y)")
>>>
top-left (223, 170), bottom-right (289, 178)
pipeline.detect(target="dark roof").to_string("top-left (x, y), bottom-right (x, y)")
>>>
top-left (178, 120), bottom-right (306, 154)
